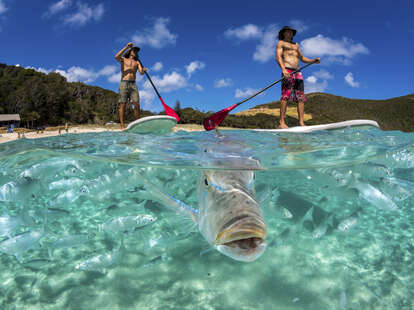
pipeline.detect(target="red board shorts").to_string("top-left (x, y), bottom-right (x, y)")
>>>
top-left (281, 68), bottom-right (306, 103)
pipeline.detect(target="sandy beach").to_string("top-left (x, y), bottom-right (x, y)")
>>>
top-left (0, 124), bottom-right (206, 144)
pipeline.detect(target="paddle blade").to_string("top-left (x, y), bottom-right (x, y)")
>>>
top-left (160, 97), bottom-right (180, 122)
top-left (203, 104), bottom-right (238, 131)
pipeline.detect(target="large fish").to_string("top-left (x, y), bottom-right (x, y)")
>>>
top-left (139, 155), bottom-right (267, 262)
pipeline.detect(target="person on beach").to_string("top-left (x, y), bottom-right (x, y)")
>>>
top-left (276, 26), bottom-right (320, 128)
top-left (115, 42), bottom-right (147, 130)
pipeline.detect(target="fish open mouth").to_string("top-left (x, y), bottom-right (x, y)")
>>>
top-left (215, 219), bottom-right (266, 251)
top-left (223, 236), bottom-right (264, 250)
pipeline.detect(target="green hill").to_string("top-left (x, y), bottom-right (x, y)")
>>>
top-left (251, 92), bottom-right (414, 132)
top-left (0, 63), bottom-right (154, 127)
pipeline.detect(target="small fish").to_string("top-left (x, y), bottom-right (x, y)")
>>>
top-left (52, 188), bottom-right (80, 205)
top-left (75, 239), bottom-right (124, 272)
top-left (312, 215), bottom-right (334, 239)
top-left (351, 181), bottom-right (398, 211)
top-left (49, 178), bottom-right (84, 190)
top-left (100, 214), bottom-right (156, 234)
top-left (0, 215), bottom-right (25, 238)
top-left (49, 234), bottom-right (91, 257)
top-left (0, 230), bottom-right (44, 261)
top-left (143, 253), bottom-right (171, 268)
top-left (338, 216), bottom-right (358, 231)
top-left (22, 258), bottom-right (52, 271)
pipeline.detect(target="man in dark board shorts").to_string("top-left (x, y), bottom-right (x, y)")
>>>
top-left (115, 42), bottom-right (147, 130)
top-left (276, 26), bottom-right (321, 128)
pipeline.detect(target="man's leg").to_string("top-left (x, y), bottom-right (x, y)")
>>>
top-left (297, 101), bottom-right (306, 126)
top-left (119, 102), bottom-right (126, 130)
top-left (279, 100), bottom-right (289, 129)
top-left (132, 102), bottom-right (140, 120)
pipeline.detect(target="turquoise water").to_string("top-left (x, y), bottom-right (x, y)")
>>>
top-left (1, 126), bottom-right (414, 309)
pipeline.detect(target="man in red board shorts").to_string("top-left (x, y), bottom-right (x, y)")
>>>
top-left (276, 26), bottom-right (320, 128)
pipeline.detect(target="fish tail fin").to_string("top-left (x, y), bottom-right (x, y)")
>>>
top-left (300, 206), bottom-right (314, 225)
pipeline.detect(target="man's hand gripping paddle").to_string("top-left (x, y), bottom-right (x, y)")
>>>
top-left (203, 61), bottom-right (317, 131)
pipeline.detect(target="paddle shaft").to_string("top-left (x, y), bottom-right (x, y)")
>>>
top-left (202, 61), bottom-right (317, 130)
top-left (233, 61), bottom-right (316, 109)
top-left (137, 57), bottom-right (180, 122)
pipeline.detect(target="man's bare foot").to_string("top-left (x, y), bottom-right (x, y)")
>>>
top-left (299, 123), bottom-right (307, 127)
top-left (278, 123), bottom-right (289, 129)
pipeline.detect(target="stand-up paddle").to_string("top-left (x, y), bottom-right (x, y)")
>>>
top-left (137, 57), bottom-right (180, 122)
top-left (203, 61), bottom-right (317, 131)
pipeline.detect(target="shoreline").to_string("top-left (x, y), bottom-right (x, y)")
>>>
top-left (0, 124), bottom-right (206, 144)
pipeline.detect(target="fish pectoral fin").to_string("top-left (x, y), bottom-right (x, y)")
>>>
top-left (256, 184), bottom-right (271, 203)
top-left (200, 245), bottom-right (216, 257)
top-left (137, 171), bottom-right (197, 220)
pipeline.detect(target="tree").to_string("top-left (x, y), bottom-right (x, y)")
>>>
top-left (174, 100), bottom-right (182, 118)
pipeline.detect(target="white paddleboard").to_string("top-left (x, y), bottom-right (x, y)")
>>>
top-left (253, 120), bottom-right (379, 133)
top-left (125, 115), bottom-right (177, 134)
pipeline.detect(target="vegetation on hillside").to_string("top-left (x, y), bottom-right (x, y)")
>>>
top-left (253, 93), bottom-right (414, 132)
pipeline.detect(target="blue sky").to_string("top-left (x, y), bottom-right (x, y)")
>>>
top-left (1, 0), bottom-right (413, 113)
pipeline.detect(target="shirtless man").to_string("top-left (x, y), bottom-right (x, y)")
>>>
top-left (115, 42), bottom-right (147, 130)
top-left (276, 26), bottom-right (320, 128)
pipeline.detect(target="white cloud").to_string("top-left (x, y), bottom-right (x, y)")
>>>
top-left (194, 84), bottom-right (203, 91)
top-left (46, 0), bottom-right (72, 16)
top-left (344, 72), bottom-right (360, 88)
top-left (185, 61), bottom-right (205, 77)
top-left (64, 2), bottom-right (104, 26)
top-left (224, 24), bottom-right (262, 40)
top-left (108, 73), bottom-right (121, 83)
top-left (253, 24), bottom-right (278, 63)
top-left (312, 69), bottom-right (333, 80)
top-left (27, 64), bottom-right (115, 83)
top-left (25, 66), bottom-right (52, 74)
top-left (224, 23), bottom-right (281, 63)
top-left (98, 65), bottom-right (117, 76)
top-left (139, 89), bottom-right (156, 108)
top-left (235, 87), bottom-right (259, 99)
top-left (55, 66), bottom-right (97, 82)
top-left (152, 62), bottom-right (163, 72)
top-left (143, 71), bottom-right (187, 93)
top-left (301, 34), bottom-right (369, 64)
top-left (132, 17), bottom-right (177, 49)
top-left (304, 75), bottom-right (328, 93)
top-left (0, 0), bottom-right (8, 14)
top-left (289, 20), bottom-right (308, 33)
top-left (214, 78), bottom-right (233, 88)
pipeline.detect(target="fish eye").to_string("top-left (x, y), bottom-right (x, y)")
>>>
top-left (204, 179), bottom-right (209, 186)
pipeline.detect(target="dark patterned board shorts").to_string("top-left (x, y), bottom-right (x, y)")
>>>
top-left (281, 68), bottom-right (306, 103)
top-left (118, 80), bottom-right (140, 103)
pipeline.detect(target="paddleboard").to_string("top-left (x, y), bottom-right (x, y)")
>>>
top-left (253, 120), bottom-right (379, 133)
top-left (125, 115), bottom-right (177, 134)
